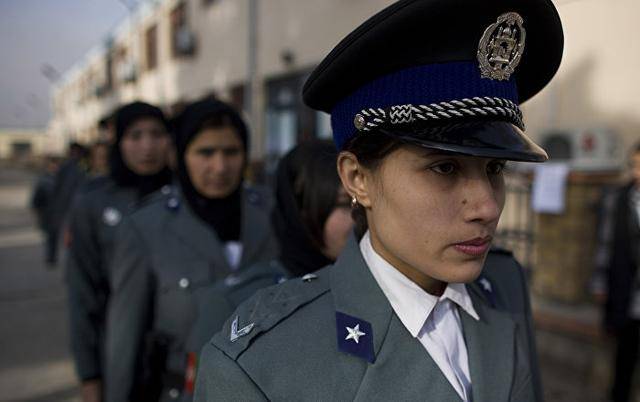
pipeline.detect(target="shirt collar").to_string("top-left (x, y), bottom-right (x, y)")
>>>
top-left (360, 231), bottom-right (479, 338)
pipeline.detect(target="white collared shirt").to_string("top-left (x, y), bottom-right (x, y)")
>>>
top-left (360, 231), bottom-right (479, 401)
top-left (224, 241), bottom-right (243, 271)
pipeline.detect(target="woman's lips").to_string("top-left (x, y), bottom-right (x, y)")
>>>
top-left (453, 237), bottom-right (492, 257)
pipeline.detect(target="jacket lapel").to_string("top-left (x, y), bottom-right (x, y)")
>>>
top-left (329, 235), bottom-right (394, 397)
top-left (354, 314), bottom-right (462, 401)
top-left (331, 236), bottom-right (462, 401)
top-left (331, 235), bottom-right (395, 361)
top-left (462, 282), bottom-right (516, 402)
top-left (166, 198), bottom-right (232, 279)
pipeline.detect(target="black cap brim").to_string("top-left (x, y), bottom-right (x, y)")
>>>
top-left (378, 121), bottom-right (548, 162)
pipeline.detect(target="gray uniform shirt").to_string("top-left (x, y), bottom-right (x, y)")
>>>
top-left (105, 185), bottom-right (277, 402)
top-left (194, 237), bottom-right (541, 402)
top-left (65, 177), bottom-right (139, 381)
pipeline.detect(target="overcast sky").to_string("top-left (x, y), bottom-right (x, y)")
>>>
top-left (0, 0), bottom-right (129, 129)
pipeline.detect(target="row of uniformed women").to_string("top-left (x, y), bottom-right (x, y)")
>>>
top-left (65, 98), bottom-right (354, 402)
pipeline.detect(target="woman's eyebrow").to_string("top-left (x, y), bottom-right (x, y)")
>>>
top-left (419, 150), bottom-right (457, 158)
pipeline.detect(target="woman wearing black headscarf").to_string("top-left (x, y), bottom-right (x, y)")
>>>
top-left (105, 98), bottom-right (277, 402)
top-left (66, 101), bottom-right (172, 402)
top-left (181, 140), bottom-right (353, 401)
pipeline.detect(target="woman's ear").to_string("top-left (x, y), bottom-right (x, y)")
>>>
top-left (337, 152), bottom-right (374, 208)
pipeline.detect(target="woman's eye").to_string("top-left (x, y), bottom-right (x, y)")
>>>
top-left (487, 161), bottom-right (506, 175)
top-left (430, 162), bottom-right (456, 175)
top-left (150, 129), bottom-right (167, 139)
top-left (127, 131), bottom-right (142, 141)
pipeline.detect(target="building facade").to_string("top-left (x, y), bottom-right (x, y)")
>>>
top-left (49, 0), bottom-right (640, 166)
top-left (0, 129), bottom-right (55, 160)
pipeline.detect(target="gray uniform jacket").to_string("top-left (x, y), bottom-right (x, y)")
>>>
top-left (105, 185), bottom-right (277, 402)
top-left (187, 260), bottom-right (288, 358)
top-left (49, 159), bottom-right (86, 230)
top-left (194, 236), bottom-right (542, 402)
top-left (65, 177), bottom-right (139, 381)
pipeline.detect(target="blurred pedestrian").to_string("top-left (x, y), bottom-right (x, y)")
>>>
top-left (194, 0), bottom-right (561, 399)
top-left (604, 142), bottom-right (640, 402)
top-left (88, 140), bottom-right (111, 178)
top-left (183, 140), bottom-right (353, 398)
top-left (66, 101), bottom-right (173, 402)
top-left (46, 142), bottom-right (88, 266)
top-left (105, 98), bottom-right (277, 402)
top-left (30, 155), bottom-right (60, 265)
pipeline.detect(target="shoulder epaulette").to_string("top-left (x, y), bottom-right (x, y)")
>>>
top-left (212, 269), bottom-right (330, 360)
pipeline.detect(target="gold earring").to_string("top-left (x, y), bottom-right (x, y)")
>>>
top-left (351, 196), bottom-right (358, 208)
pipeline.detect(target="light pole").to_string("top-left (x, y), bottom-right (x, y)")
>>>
top-left (245, 0), bottom-right (262, 160)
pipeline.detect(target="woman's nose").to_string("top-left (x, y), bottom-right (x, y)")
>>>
top-left (462, 177), bottom-right (503, 224)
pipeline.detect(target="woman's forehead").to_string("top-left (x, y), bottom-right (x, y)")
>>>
top-left (401, 144), bottom-right (501, 161)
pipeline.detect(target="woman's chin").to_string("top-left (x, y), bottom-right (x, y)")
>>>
top-left (434, 260), bottom-right (484, 284)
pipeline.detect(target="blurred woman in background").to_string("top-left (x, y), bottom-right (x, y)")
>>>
top-left (66, 101), bottom-right (173, 402)
top-left (105, 98), bottom-right (277, 402)
top-left (183, 140), bottom-right (353, 397)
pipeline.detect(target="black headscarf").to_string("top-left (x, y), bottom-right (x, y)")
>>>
top-left (110, 101), bottom-right (172, 197)
top-left (174, 98), bottom-right (249, 242)
top-left (272, 140), bottom-right (340, 277)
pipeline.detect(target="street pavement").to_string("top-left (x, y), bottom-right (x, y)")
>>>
top-left (0, 168), bottom-right (79, 402)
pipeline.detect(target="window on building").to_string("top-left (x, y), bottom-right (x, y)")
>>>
top-left (230, 84), bottom-right (245, 112)
top-left (171, 2), bottom-right (196, 58)
top-left (145, 25), bottom-right (158, 71)
top-left (316, 112), bottom-right (332, 139)
top-left (265, 70), bottom-right (318, 165)
top-left (104, 52), bottom-right (114, 93)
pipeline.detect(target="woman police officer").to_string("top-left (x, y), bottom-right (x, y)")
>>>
top-left (105, 98), bottom-right (277, 402)
top-left (184, 141), bottom-right (354, 394)
top-left (194, 0), bottom-right (563, 401)
top-left (66, 101), bottom-right (173, 402)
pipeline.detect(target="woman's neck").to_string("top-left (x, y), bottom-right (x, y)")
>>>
top-left (368, 231), bottom-right (446, 296)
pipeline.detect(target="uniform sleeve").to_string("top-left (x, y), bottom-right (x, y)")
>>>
top-left (194, 343), bottom-right (268, 402)
top-left (105, 218), bottom-right (154, 402)
top-left (65, 194), bottom-right (106, 381)
top-left (514, 260), bottom-right (543, 402)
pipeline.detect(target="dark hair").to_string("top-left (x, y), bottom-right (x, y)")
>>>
top-left (272, 140), bottom-right (342, 276)
top-left (174, 98), bottom-right (249, 157)
top-left (288, 140), bottom-right (342, 249)
top-left (341, 132), bottom-right (403, 239)
top-left (110, 101), bottom-right (171, 187)
top-left (68, 142), bottom-right (88, 159)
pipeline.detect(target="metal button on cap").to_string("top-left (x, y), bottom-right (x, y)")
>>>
top-left (354, 114), bottom-right (366, 131)
top-left (179, 278), bottom-right (190, 289)
top-left (301, 273), bottom-right (317, 282)
top-left (161, 185), bottom-right (171, 195)
top-left (168, 388), bottom-right (180, 399)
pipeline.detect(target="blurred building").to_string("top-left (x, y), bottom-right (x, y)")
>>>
top-left (48, 0), bottom-right (640, 165)
top-left (47, 0), bottom-right (395, 162)
top-left (0, 129), bottom-right (60, 161)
